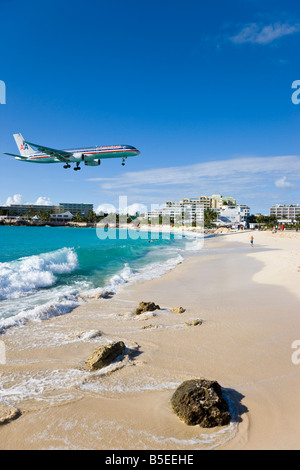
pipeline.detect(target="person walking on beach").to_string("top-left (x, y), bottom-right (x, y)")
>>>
top-left (250, 235), bottom-right (254, 248)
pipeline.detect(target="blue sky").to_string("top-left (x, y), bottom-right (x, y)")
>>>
top-left (0, 0), bottom-right (300, 214)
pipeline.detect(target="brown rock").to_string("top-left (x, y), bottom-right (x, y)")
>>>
top-left (171, 379), bottom-right (231, 428)
top-left (135, 301), bottom-right (160, 315)
top-left (172, 307), bottom-right (185, 314)
top-left (185, 319), bottom-right (202, 327)
top-left (85, 341), bottom-right (126, 371)
top-left (0, 403), bottom-right (21, 425)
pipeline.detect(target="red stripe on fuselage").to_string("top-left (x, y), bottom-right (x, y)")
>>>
top-left (30, 148), bottom-right (137, 160)
top-left (82, 148), bottom-right (137, 155)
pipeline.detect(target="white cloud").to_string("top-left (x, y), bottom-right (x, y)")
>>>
top-left (6, 194), bottom-right (22, 206)
top-left (96, 202), bottom-right (148, 215)
top-left (4, 194), bottom-right (53, 207)
top-left (88, 155), bottom-right (300, 190)
top-left (123, 203), bottom-right (148, 215)
top-left (96, 203), bottom-right (117, 214)
top-left (35, 197), bottom-right (53, 206)
top-left (275, 176), bottom-right (293, 188)
top-left (88, 155), bottom-right (300, 213)
top-left (230, 22), bottom-right (300, 45)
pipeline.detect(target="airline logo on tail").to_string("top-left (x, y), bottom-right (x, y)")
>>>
top-left (20, 142), bottom-right (29, 151)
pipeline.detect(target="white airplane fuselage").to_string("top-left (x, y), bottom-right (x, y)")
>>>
top-left (24, 145), bottom-right (140, 164)
top-left (5, 134), bottom-right (141, 170)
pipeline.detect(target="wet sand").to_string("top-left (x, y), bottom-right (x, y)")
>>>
top-left (0, 230), bottom-right (300, 450)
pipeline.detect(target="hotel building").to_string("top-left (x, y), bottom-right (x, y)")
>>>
top-left (270, 204), bottom-right (300, 222)
top-left (145, 194), bottom-right (240, 225)
top-left (165, 194), bottom-right (236, 212)
top-left (217, 204), bottom-right (250, 226)
top-left (0, 203), bottom-right (94, 217)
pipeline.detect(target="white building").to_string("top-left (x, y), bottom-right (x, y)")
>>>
top-left (216, 205), bottom-right (250, 227)
top-left (50, 211), bottom-right (73, 222)
top-left (270, 205), bottom-right (300, 223)
top-left (145, 205), bottom-right (204, 225)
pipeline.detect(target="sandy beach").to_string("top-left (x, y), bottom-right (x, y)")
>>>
top-left (0, 229), bottom-right (300, 450)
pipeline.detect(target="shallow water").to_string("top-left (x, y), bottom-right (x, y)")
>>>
top-left (0, 226), bottom-right (200, 332)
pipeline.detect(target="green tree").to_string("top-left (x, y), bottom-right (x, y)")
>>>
top-left (73, 212), bottom-right (81, 222)
top-left (204, 209), bottom-right (217, 226)
top-left (27, 208), bottom-right (37, 220)
top-left (38, 210), bottom-right (51, 221)
top-left (247, 214), bottom-right (257, 224)
top-left (87, 211), bottom-right (98, 223)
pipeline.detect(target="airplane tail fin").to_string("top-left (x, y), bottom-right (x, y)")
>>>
top-left (13, 133), bottom-right (35, 156)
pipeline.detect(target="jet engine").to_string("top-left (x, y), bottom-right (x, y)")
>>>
top-left (72, 152), bottom-right (84, 161)
top-left (84, 159), bottom-right (101, 166)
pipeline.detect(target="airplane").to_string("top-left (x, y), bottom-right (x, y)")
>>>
top-left (4, 133), bottom-right (140, 171)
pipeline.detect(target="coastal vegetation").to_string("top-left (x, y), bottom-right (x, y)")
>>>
top-left (2, 208), bottom-right (300, 231)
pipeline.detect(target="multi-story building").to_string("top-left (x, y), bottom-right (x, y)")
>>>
top-left (0, 204), bottom-right (59, 216)
top-left (270, 204), bottom-right (300, 222)
top-left (217, 205), bottom-right (250, 226)
top-left (147, 194), bottom-right (240, 225)
top-left (0, 203), bottom-right (94, 217)
top-left (145, 205), bottom-right (204, 225)
top-left (210, 194), bottom-right (236, 209)
top-left (166, 194), bottom-right (236, 211)
top-left (58, 203), bottom-right (93, 217)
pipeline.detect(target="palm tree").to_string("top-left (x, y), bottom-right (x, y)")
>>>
top-left (204, 209), bottom-right (217, 226)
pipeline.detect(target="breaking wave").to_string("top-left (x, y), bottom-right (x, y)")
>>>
top-left (0, 246), bottom-right (183, 333)
top-left (0, 247), bottom-right (78, 300)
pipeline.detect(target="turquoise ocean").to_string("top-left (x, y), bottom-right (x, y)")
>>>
top-left (0, 226), bottom-right (202, 332)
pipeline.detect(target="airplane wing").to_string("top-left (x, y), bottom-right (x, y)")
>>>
top-left (25, 141), bottom-right (72, 162)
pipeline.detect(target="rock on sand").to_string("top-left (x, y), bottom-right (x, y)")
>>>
top-left (85, 341), bottom-right (126, 371)
top-left (0, 403), bottom-right (21, 425)
top-left (171, 379), bottom-right (231, 428)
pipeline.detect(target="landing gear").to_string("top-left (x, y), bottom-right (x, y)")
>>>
top-left (63, 164), bottom-right (71, 169)
top-left (122, 157), bottom-right (126, 166)
top-left (74, 163), bottom-right (81, 171)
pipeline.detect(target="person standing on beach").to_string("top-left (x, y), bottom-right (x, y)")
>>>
top-left (250, 235), bottom-right (254, 248)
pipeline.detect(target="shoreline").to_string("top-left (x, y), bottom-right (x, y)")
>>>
top-left (0, 230), bottom-right (300, 449)
top-left (0, 220), bottom-right (237, 236)
top-left (0, 226), bottom-right (205, 334)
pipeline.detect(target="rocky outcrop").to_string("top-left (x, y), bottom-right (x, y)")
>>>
top-left (0, 403), bottom-right (21, 425)
top-left (85, 341), bottom-right (126, 371)
top-left (135, 301), bottom-right (160, 315)
top-left (172, 307), bottom-right (185, 314)
top-left (171, 379), bottom-right (231, 428)
top-left (185, 319), bottom-right (202, 327)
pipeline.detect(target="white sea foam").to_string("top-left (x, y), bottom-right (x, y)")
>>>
top-left (0, 292), bottom-right (83, 332)
top-left (81, 254), bottom-right (184, 301)
top-left (0, 247), bottom-right (78, 300)
top-left (0, 247), bottom-right (184, 333)
top-left (0, 368), bottom-right (86, 404)
top-left (79, 376), bottom-right (180, 395)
